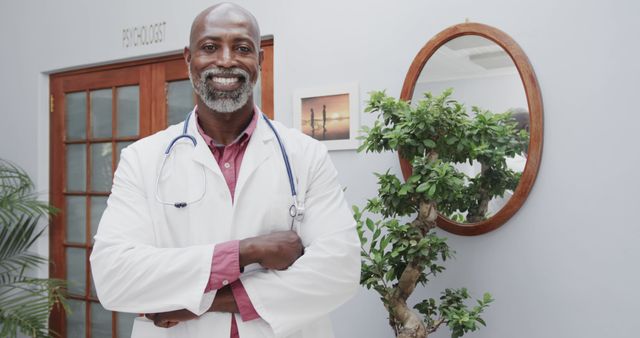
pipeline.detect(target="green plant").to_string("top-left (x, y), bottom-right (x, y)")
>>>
top-left (0, 159), bottom-right (67, 338)
top-left (355, 88), bottom-right (529, 337)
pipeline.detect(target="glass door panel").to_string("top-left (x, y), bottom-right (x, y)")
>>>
top-left (117, 313), bottom-right (138, 338)
top-left (90, 143), bottom-right (113, 192)
top-left (115, 141), bottom-right (134, 165)
top-left (66, 300), bottom-right (87, 338)
top-left (66, 196), bottom-right (86, 243)
top-left (117, 86), bottom-right (140, 137)
top-left (90, 89), bottom-right (113, 139)
top-left (90, 196), bottom-right (109, 241)
top-left (66, 247), bottom-right (86, 296)
top-left (167, 80), bottom-right (195, 125)
top-left (91, 302), bottom-right (113, 338)
top-left (66, 92), bottom-right (87, 140)
top-left (66, 144), bottom-right (86, 191)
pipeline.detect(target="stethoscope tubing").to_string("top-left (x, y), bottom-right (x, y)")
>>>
top-left (155, 109), bottom-right (303, 228)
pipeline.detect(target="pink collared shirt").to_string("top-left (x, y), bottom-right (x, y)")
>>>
top-left (196, 108), bottom-right (261, 337)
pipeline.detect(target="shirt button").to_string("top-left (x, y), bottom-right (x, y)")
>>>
top-left (224, 162), bottom-right (231, 169)
top-left (222, 280), bottom-right (229, 286)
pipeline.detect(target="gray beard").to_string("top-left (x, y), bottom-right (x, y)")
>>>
top-left (189, 66), bottom-right (254, 113)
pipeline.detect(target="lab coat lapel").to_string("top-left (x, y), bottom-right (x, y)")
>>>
top-left (234, 116), bottom-right (275, 200)
top-left (184, 111), bottom-right (233, 243)
top-left (187, 112), bottom-right (224, 178)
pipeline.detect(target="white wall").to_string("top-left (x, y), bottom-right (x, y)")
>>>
top-left (1, 0), bottom-right (639, 337)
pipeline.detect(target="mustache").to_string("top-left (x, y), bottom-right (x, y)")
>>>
top-left (201, 67), bottom-right (249, 81)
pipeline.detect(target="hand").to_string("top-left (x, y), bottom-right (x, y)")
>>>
top-left (209, 285), bottom-right (238, 313)
top-left (145, 309), bottom-right (198, 328)
top-left (240, 230), bottom-right (304, 270)
top-left (144, 285), bottom-right (239, 327)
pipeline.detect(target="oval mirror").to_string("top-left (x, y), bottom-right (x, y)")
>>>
top-left (399, 23), bottom-right (543, 235)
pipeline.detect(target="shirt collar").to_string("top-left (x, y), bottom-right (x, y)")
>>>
top-left (195, 106), bottom-right (259, 148)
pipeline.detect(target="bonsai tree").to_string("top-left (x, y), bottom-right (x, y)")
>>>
top-left (0, 159), bottom-right (67, 338)
top-left (354, 89), bottom-right (526, 338)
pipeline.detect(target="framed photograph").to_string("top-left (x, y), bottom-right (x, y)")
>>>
top-left (293, 83), bottom-right (359, 151)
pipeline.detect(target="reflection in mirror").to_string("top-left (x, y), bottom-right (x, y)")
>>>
top-left (412, 35), bottom-right (529, 223)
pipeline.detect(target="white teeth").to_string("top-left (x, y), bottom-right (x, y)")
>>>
top-left (212, 77), bottom-right (239, 85)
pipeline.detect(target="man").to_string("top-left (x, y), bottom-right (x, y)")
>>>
top-left (90, 3), bottom-right (360, 338)
top-left (322, 104), bottom-right (327, 130)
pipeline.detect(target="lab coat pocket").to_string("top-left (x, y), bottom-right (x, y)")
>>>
top-left (265, 195), bottom-right (294, 232)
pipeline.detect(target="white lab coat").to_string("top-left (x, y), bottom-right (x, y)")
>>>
top-left (90, 111), bottom-right (361, 338)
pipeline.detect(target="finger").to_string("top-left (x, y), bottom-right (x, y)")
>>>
top-left (145, 313), bottom-right (156, 320)
top-left (154, 318), bottom-right (177, 329)
top-left (153, 317), bottom-right (166, 328)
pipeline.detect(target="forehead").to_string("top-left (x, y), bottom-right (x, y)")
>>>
top-left (191, 9), bottom-right (259, 44)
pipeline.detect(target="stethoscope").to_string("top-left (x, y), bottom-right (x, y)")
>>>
top-left (154, 110), bottom-right (305, 229)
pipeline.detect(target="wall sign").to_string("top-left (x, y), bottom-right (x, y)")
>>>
top-left (122, 22), bottom-right (166, 48)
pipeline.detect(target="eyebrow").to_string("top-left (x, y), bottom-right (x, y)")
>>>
top-left (197, 35), bottom-right (257, 46)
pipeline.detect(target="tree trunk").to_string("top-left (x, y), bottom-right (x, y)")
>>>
top-left (467, 162), bottom-right (490, 223)
top-left (386, 199), bottom-right (438, 338)
top-left (387, 295), bottom-right (428, 338)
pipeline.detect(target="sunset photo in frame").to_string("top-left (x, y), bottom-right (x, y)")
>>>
top-left (293, 83), bottom-right (359, 150)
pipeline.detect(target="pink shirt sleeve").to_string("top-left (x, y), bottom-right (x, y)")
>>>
top-left (204, 240), bottom-right (241, 292)
top-left (204, 240), bottom-right (262, 321)
top-left (230, 280), bottom-right (261, 321)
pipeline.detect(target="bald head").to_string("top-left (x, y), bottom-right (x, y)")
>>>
top-left (184, 3), bottom-right (262, 115)
top-left (189, 3), bottom-right (261, 49)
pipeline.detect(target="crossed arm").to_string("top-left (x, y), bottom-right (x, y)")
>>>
top-left (93, 142), bottom-right (359, 335)
top-left (145, 230), bottom-right (304, 328)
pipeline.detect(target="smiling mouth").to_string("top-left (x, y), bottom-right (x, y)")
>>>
top-left (206, 75), bottom-right (245, 91)
top-left (211, 77), bottom-right (240, 85)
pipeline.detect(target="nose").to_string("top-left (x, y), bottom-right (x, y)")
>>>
top-left (214, 46), bottom-right (235, 68)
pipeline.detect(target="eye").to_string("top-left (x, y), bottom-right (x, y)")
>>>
top-left (202, 43), bottom-right (217, 52)
top-left (237, 45), bottom-right (252, 53)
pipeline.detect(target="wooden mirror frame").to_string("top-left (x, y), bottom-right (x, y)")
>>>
top-left (399, 23), bottom-right (543, 236)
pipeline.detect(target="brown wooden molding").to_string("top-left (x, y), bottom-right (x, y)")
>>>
top-left (400, 23), bottom-right (543, 236)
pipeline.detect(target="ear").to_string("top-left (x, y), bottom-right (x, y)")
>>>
top-left (259, 49), bottom-right (264, 68)
top-left (183, 46), bottom-right (191, 64)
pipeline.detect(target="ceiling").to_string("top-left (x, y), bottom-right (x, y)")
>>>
top-left (416, 35), bottom-right (519, 83)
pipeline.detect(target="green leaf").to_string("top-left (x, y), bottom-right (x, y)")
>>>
top-left (424, 139), bottom-right (436, 148)
top-left (365, 218), bottom-right (374, 231)
top-left (373, 228), bottom-right (382, 241)
top-left (380, 236), bottom-right (391, 251)
top-left (428, 184), bottom-right (437, 198)
top-left (416, 182), bottom-right (429, 193)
